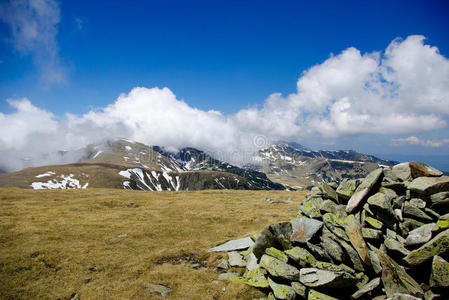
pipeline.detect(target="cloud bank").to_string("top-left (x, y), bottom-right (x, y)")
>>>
top-left (0, 0), bottom-right (65, 85)
top-left (392, 136), bottom-right (449, 148)
top-left (1, 35), bottom-right (449, 171)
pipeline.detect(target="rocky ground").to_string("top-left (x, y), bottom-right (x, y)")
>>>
top-left (212, 161), bottom-right (449, 299)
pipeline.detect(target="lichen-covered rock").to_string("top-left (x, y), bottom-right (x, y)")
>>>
top-left (378, 251), bottom-right (424, 298)
top-left (430, 192), bottom-right (449, 210)
top-left (351, 277), bottom-right (381, 299)
top-left (253, 222), bottom-right (293, 259)
top-left (399, 218), bottom-right (425, 236)
top-left (268, 277), bottom-right (296, 300)
top-left (291, 281), bottom-right (306, 298)
top-left (300, 197), bottom-right (323, 218)
top-left (308, 289), bottom-right (338, 300)
top-left (229, 268), bottom-right (269, 288)
top-left (285, 247), bottom-right (317, 267)
top-left (320, 236), bottom-right (345, 263)
top-left (218, 272), bottom-right (239, 280)
top-left (299, 267), bottom-right (357, 289)
top-left (404, 223), bottom-right (435, 246)
top-left (344, 214), bottom-right (371, 266)
top-left (429, 255), bottom-right (449, 288)
top-left (364, 215), bottom-right (384, 230)
top-left (319, 182), bottom-right (338, 202)
top-left (260, 254), bottom-right (299, 281)
top-left (384, 237), bottom-right (410, 257)
top-left (408, 176), bottom-right (449, 196)
top-left (403, 229), bottom-right (449, 266)
top-left (337, 178), bottom-right (360, 202)
top-left (290, 217), bottom-right (323, 243)
top-left (362, 228), bottom-right (383, 241)
top-left (367, 192), bottom-right (397, 229)
top-left (432, 213), bottom-right (449, 233)
top-left (403, 202), bottom-right (433, 222)
top-left (266, 247), bottom-right (288, 263)
top-left (346, 168), bottom-right (384, 213)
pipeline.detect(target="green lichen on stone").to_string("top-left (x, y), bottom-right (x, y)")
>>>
top-left (260, 254), bottom-right (299, 280)
top-left (364, 216), bottom-right (384, 230)
top-left (430, 255), bottom-right (449, 288)
top-left (268, 277), bottom-right (296, 300)
top-left (291, 281), bottom-right (307, 298)
top-left (229, 268), bottom-right (269, 288)
top-left (308, 289), bottom-right (338, 300)
top-left (300, 198), bottom-right (322, 218)
top-left (432, 213), bottom-right (449, 232)
top-left (285, 247), bottom-right (317, 267)
top-left (266, 247), bottom-right (288, 263)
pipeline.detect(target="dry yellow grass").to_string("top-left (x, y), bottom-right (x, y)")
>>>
top-left (0, 188), bottom-right (307, 299)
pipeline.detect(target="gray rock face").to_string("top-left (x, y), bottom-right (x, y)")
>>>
top-left (337, 178), bottom-right (360, 202)
top-left (207, 236), bottom-right (255, 252)
top-left (404, 223), bottom-right (435, 246)
top-left (403, 229), bottom-right (449, 266)
top-left (319, 182), bottom-right (338, 202)
top-left (260, 254), bottom-right (299, 281)
top-left (378, 251), bottom-right (424, 298)
top-left (346, 168), bottom-right (383, 213)
top-left (299, 267), bottom-right (357, 289)
top-left (429, 255), bottom-right (449, 288)
top-left (228, 251), bottom-right (246, 267)
top-left (351, 277), bottom-right (381, 299)
top-left (253, 222), bottom-right (292, 259)
top-left (408, 176), bottom-right (449, 196)
top-left (290, 217), bottom-right (323, 243)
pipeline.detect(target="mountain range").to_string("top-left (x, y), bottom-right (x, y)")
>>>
top-left (0, 139), bottom-right (397, 191)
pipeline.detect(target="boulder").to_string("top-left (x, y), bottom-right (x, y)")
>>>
top-left (229, 268), bottom-right (269, 288)
top-left (266, 247), bottom-right (288, 263)
top-left (404, 223), bottom-right (435, 246)
top-left (346, 168), bottom-right (384, 213)
top-left (403, 202), bottom-right (433, 222)
top-left (432, 213), bottom-right (449, 233)
top-left (408, 176), bottom-right (449, 196)
top-left (285, 247), bottom-right (317, 267)
top-left (378, 251), bottom-right (424, 298)
top-left (267, 277), bottom-right (296, 300)
top-left (320, 236), bottom-right (345, 263)
top-left (351, 277), bottom-right (381, 299)
top-left (319, 182), bottom-right (338, 201)
top-left (337, 179), bottom-right (360, 202)
top-left (429, 255), bottom-right (449, 288)
top-left (260, 254), bottom-right (300, 281)
top-left (290, 217), bottom-right (323, 243)
top-left (299, 267), bottom-right (357, 289)
top-left (344, 214), bottom-right (371, 266)
top-left (367, 192), bottom-right (397, 229)
top-left (291, 281), bottom-right (306, 298)
top-left (207, 236), bottom-right (255, 252)
top-left (403, 229), bottom-right (449, 266)
top-left (228, 251), bottom-right (246, 267)
top-left (253, 222), bottom-right (292, 259)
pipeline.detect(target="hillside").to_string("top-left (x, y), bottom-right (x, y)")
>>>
top-left (251, 143), bottom-right (397, 189)
top-left (0, 139), bottom-right (283, 191)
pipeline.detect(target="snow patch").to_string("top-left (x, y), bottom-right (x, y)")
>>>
top-left (35, 171), bottom-right (56, 178)
top-left (31, 174), bottom-right (87, 190)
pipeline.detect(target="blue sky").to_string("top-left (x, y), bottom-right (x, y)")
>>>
top-left (1, 0), bottom-right (449, 171)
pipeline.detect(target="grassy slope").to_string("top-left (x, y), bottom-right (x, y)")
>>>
top-left (0, 188), bottom-right (307, 299)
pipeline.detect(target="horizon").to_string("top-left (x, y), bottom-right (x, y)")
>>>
top-left (1, 0), bottom-right (449, 172)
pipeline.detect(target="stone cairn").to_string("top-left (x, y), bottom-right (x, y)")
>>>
top-left (209, 162), bottom-right (449, 299)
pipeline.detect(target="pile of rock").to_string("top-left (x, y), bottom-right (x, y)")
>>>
top-left (211, 162), bottom-right (449, 299)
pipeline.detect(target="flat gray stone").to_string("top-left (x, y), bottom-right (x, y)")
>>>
top-left (429, 255), bottom-right (449, 288)
top-left (408, 176), bottom-right (449, 196)
top-left (346, 168), bottom-right (383, 213)
top-left (351, 277), bottom-right (381, 299)
top-left (228, 251), bottom-right (246, 267)
top-left (290, 217), bottom-right (323, 243)
top-left (404, 229), bottom-right (449, 266)
top-left (245, 252), bottom-right (259, 271)
top-left (404, 223), bottom-right (435, 246)
top-left (319, 182), bottom-right (338, 202)
top-left (299, 267), bottom-right (357, 289)
top-left (260, 254), bottom-right (299, 280)
top-left (207, 236), bottom-right (255, 252)
top-left (267, 277), bottom-right (296, 300)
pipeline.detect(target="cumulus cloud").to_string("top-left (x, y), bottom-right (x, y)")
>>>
top-left (0, 0), bottom-right (66, 85)
top-left (392, 136), bottom-right (449, 148)
top-left (1, 35), bottom-right (449, 171)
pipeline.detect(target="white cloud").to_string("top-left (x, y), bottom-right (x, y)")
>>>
top-left (0, 0), bottom-right (66, 85)
top-left (1, 35), bottom-right (449, 171)
top-left (392, 136), bottom-right (449, 148)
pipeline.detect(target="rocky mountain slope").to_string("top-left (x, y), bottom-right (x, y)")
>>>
top-left (0, 139), bottom-right (283, 191)
top-left (251, 143), bottom-right (397, 189)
